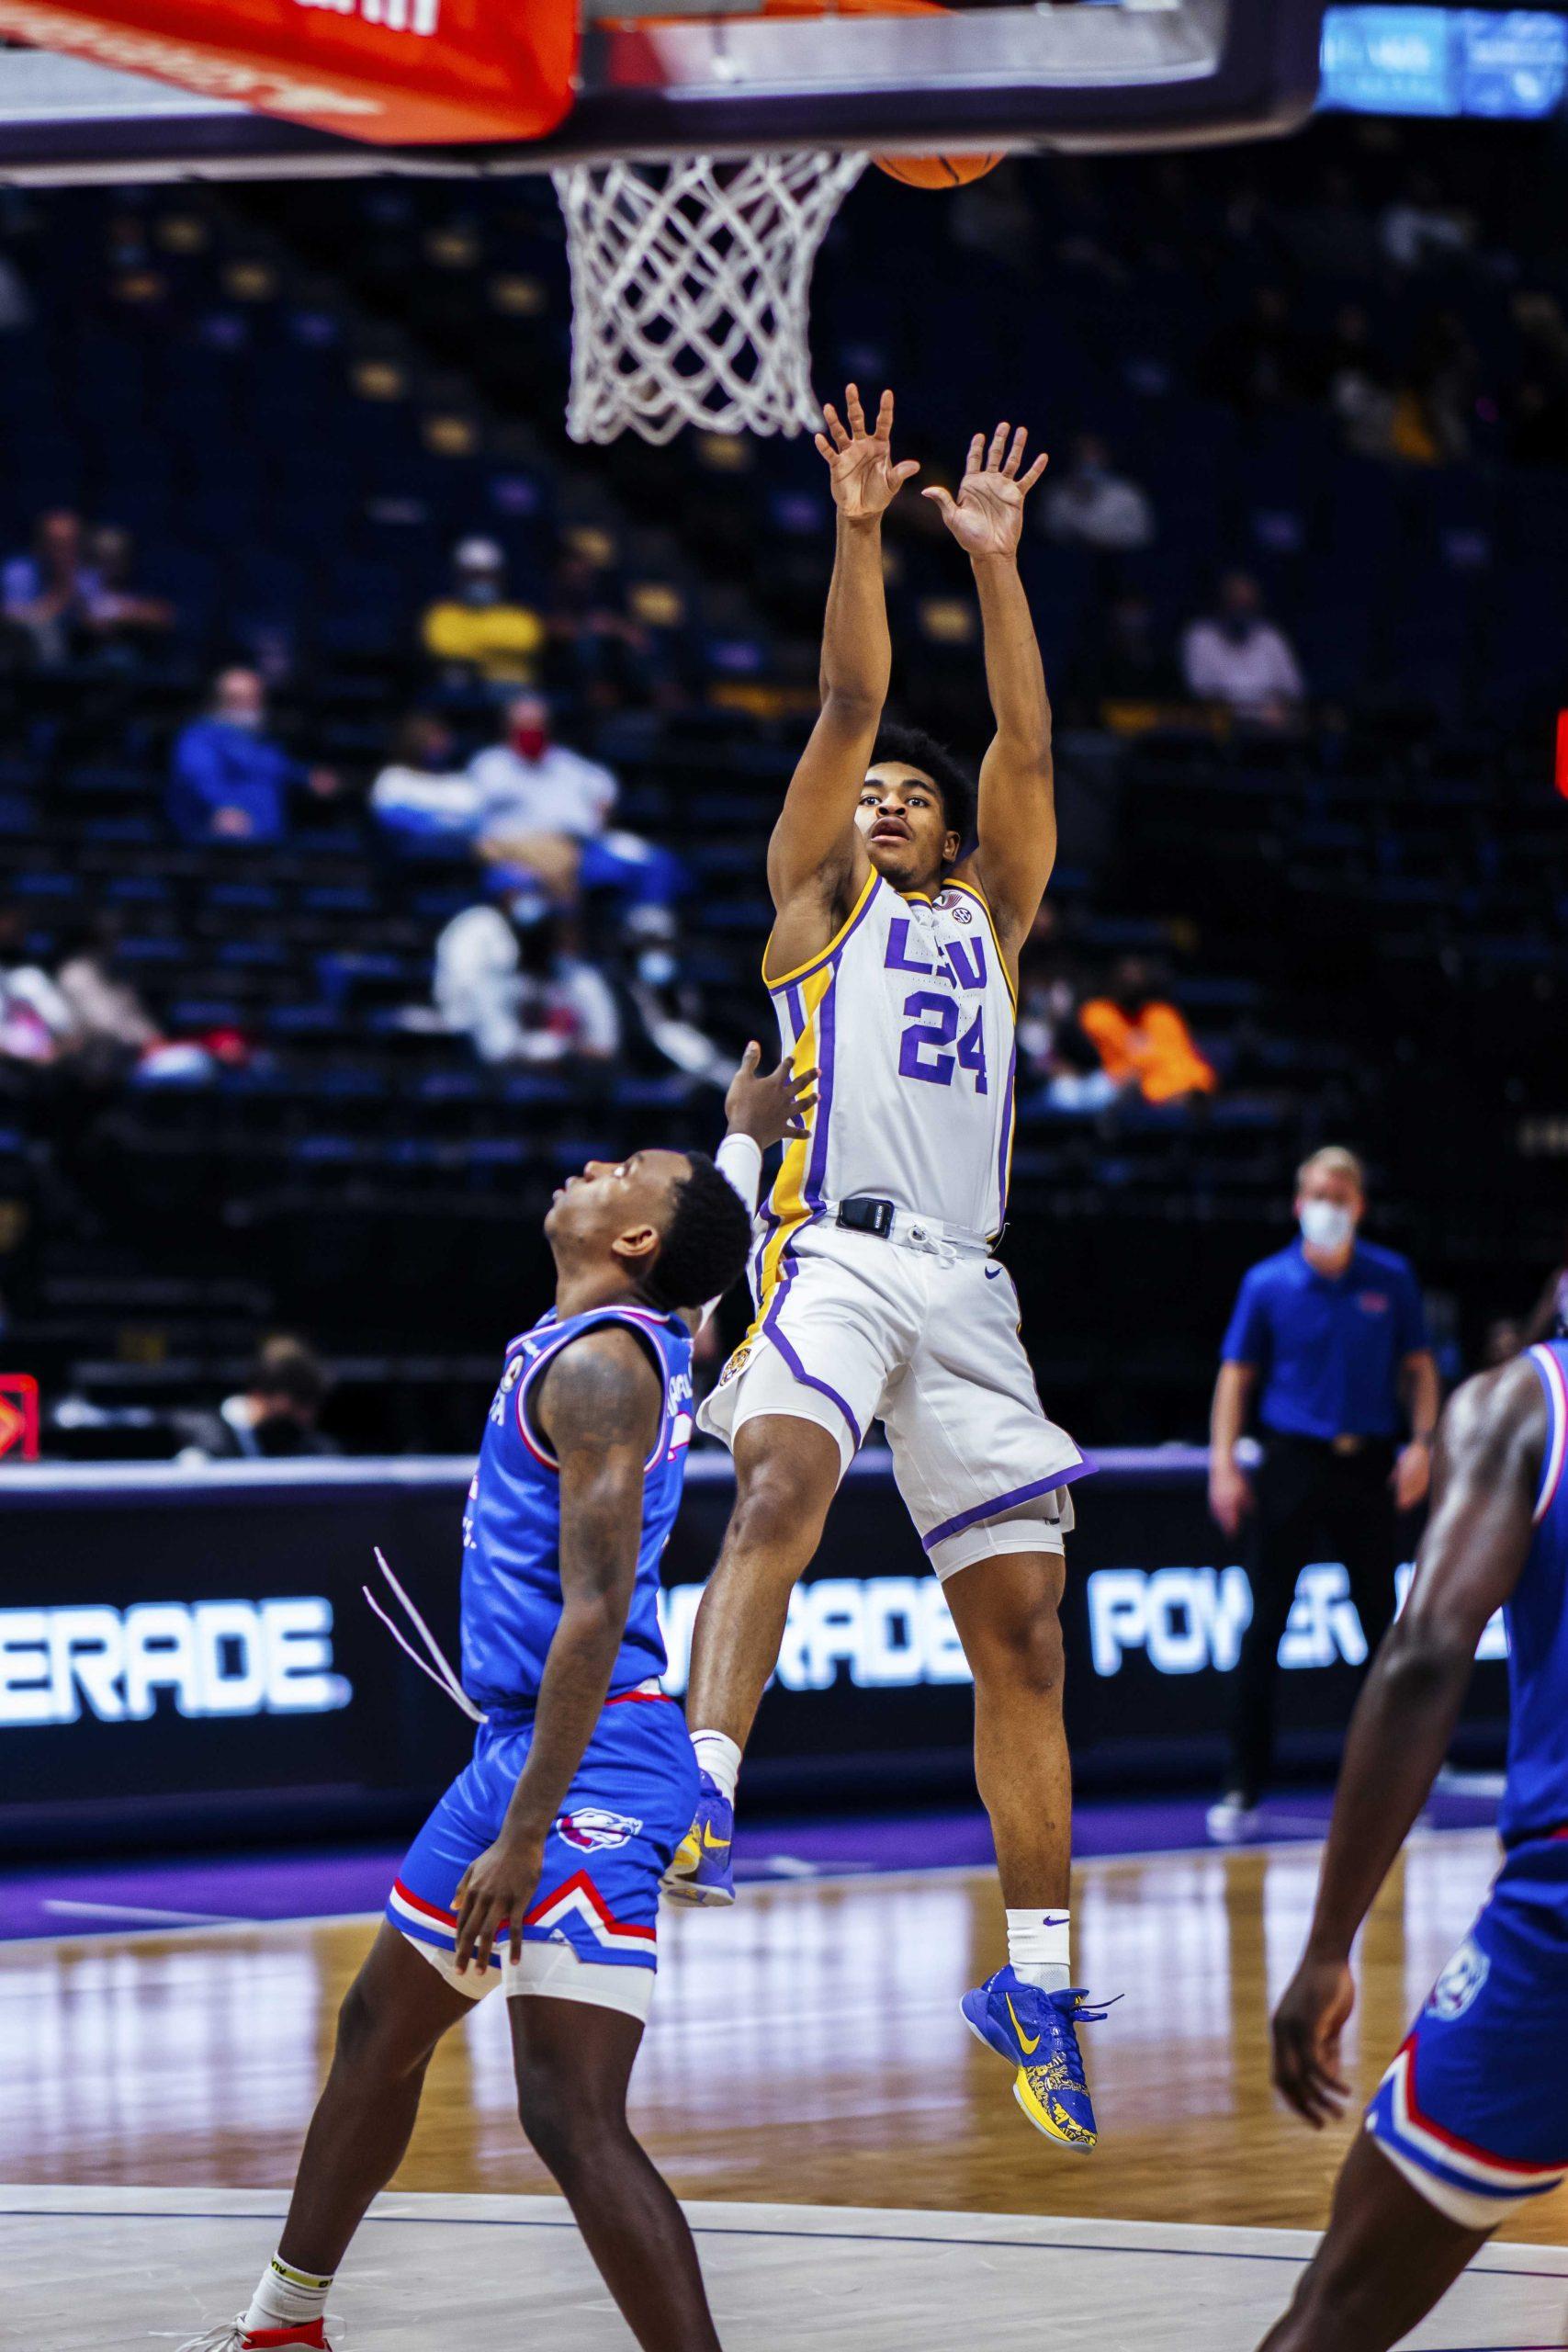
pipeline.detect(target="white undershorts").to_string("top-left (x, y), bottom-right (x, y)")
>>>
top-left (697, 1220), bottom-right (1089, 1580)
top-left (404, 1930), bottom-right (657, 2023)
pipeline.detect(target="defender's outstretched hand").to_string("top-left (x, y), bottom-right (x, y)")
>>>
top-left (725, 1039), bottom-right (818, 1152)
top-left (924, 422), bottom-right (1049, 559)
top-left (815, 385), bottom-right (920, 520)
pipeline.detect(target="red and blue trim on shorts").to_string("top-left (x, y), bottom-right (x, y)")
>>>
top-left (1367, 2033), bottom-right (1568, 2213)
top-left (387, 1868), bottom-right (658, 1972)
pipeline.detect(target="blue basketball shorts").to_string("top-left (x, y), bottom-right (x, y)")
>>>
top-left (386, 1687), bottom-right (697, 2023)
top-left (1364, 1832), bottom-right (1568, 2229)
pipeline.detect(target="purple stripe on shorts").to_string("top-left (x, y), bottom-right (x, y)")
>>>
top-left (919, 1459), bottom-right (1098, 1555)
top-left (762, 1255), bottom-right (864, 1453)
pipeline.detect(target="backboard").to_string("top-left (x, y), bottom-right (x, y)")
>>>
top-left (0, 0), bottom-right (1328, 181)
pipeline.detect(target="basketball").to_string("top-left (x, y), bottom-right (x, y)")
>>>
top-left (874, 152), bottom-right (1004, 188)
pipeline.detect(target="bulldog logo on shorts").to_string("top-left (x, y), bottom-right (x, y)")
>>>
top-left (1427, 1936), bottom-right (1490, 2019)
top-left (558, 1808), bottom-right (643, 1852)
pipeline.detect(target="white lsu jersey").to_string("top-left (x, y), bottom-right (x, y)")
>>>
top-left (758, 866), bottom-right (1017, 1277)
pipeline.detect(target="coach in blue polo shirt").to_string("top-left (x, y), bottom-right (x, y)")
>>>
top-left (1206, 1146), bottom-right (1439, 1841)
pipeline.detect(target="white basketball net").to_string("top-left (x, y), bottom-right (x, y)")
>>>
top-left (553, 150), bottom-right (869, 445)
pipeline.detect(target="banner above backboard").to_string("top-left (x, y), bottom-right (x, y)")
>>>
top-left (0, 0), bottom-right (577, 143)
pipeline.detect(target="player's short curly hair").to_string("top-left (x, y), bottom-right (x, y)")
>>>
top-left (869, 722), bottom-right (976, 854)
top-left (641, 1152), bottom-right (752, 1314)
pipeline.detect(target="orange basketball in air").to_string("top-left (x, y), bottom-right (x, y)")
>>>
top-left (874, 153), bottom-right (1004, 190)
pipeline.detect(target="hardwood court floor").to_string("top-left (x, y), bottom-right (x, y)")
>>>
top-left (5, 1830), bottom-right (1566, 2252)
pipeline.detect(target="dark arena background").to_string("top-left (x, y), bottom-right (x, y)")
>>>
top-left (4, 3), bottom-right (1568, 2345)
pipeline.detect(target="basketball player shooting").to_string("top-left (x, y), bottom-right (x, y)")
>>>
top-left (663, 385), bottom-right (1112, 2149)
top-left (176, 1047), bottom-right (807, 2352)
top-left (1255, 1327), bottom-right (1568, 2351)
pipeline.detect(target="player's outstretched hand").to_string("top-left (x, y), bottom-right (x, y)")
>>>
top-left (1271, 1952), bottom-right (1355, 2129)
top-left (725, 1039), bottom-right (818, 1151)
top-left (815, 385), bottom-right (920, 520)
top-left (453, 1826), bottom-right (547, 1975)
top-left (924, 422), bottom-right (1049, 560)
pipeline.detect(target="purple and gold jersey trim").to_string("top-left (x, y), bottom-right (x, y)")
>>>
top-left (762, 865), bottom-right (880, 991)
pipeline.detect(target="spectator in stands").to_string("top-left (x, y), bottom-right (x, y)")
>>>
top-left (1323, 301), bottom-right (1398, 460)
top-left (434, 890), bottom-right (620, 1069)
top-left (1380, 169), bottom-right (1474, 274)
top-left (1508, 293), bottom-right (1568, 467)
top-left (1202, 285), bottom-right (1308, 413)
top-left (0, 901), bottom-right (76, 1069)
top-left (1080, 591), bottom-right (1181, 712)
top-left (2, 509), bottom-right (99, 668)
top-left (168, 667), bottom-right (338, 845)
top-left (175, 1335), bottom-right (340, 1462)
top-left (52, 915), bottom-right (162, 1081)
top-left (1019, 967), bottom-right (1114, 1112)
top-left (421, 536), bottom-right (545, 688)
top-left (1043, 433), bottom-right (1155, 554)
top-left (370, 713), bottom-right (480, 850)
top-left (1078, 956), bottom-right (1217, 1110)
top-left (1207, 1147), bottom-right (1439, 1842)
top-left (81, 525), bottom-right (175, 655)
top-left (546, 546), bottom-right (653, 708)
top-left (1181, 571), bottom-right (1304, 729)
top-left (470, 691), bottom-right (682, 938)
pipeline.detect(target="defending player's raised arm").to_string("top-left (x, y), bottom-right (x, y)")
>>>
top-left (925, 424), bottom-right (1055, 958)
top-left (766, 386), bottom-right (919, 921)
top-left (1270, 1356), bottom-right (1546, 2126)
top-left (451, 1327), bottom-right (661, 1973)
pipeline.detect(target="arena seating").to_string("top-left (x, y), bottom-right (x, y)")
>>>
top-left (1, 112), bottom-right (1565, 1450)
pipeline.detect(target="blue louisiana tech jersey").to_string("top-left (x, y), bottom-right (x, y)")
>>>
top-left (460, 1303), bottom-right (694, 1713)
top-left (1498, 1342), bottom-right (1568, 1847)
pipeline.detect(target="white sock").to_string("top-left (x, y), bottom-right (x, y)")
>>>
top-left (243, 2252), bottom-right (333, 2337)
top-left (1007, 1907), bottom-right (1072, 1994)
top-left (692, 1728), bottom-right (741, 1808)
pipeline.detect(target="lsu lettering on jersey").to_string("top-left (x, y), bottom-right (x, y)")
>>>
top-left (1362, 1339), bottom-right (1568, 2226)
top-left (460, 1302), bottom-right (694, 1712)
top-left (759, 868), bottom-right (1016, 1283)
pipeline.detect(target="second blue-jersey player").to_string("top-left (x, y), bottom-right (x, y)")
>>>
top-left (1254, 1328), bottom-right (1568, 2352)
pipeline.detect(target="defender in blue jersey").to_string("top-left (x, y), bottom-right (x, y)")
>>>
top-left (1254, 1331), bottom-right (1568, 2352)
top-left (179, 1048), bottom-right (807, 2352)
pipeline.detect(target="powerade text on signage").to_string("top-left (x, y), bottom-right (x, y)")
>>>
top-left (0, 1599), bottom-right (352, 1727)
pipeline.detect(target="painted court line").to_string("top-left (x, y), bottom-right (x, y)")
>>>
top-left (5, 2199), bottom-right (1567, 2286)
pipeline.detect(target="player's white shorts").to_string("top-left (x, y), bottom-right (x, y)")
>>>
top-left (697, 1219), bottom-right (1090, 1580)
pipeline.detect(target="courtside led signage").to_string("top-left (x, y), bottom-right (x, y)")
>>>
top-left (0, 1598), bottom-right (353, 1726)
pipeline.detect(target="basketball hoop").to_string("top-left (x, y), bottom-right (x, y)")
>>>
top-left (553, 149), bottom-right (868, 445)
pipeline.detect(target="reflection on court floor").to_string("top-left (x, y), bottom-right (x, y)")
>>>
top-left (4, 1829), bottom-right (1566, 2347)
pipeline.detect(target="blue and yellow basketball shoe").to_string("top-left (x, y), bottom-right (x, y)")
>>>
top-left (660, 1770), bottom-right (736, 1906)
top-left (961, 1965), bottom-right (1116, 2149)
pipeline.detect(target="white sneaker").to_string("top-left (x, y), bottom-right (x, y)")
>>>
top-left (176, 2318), bottom-right (338, 2350)
top-left (1205, 1792), bottom-right (1262, 1845)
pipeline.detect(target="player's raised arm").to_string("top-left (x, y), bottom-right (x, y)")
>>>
top-left (451, 1327), bottom-right (661, 1973)
top-left (766, 386), bottom-right (919, 923)
top-left (1269, 1357), bottom-right (1546, 2127)
top-left (925, 424), bottom-right (1055, 961)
